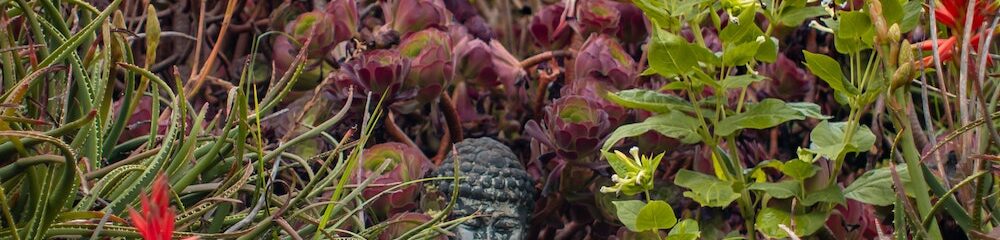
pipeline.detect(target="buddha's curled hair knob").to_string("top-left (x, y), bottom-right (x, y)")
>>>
top-left (430, 137), bottom-right (535, 240)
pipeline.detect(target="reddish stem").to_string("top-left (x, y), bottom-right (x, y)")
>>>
top-left (440, 94), bottom-right (463, 143)
top-left (385, 112), bottom-right (418, 148)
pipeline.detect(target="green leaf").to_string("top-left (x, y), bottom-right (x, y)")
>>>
top-left (755, 36), bottom-right (779, 63)
top-left (748, 181), bottom-right (801, 199)
top-left (807, 121), bottom-right (876, 160)
top-left (833, 31), bottom-right (872, 54)
top-left (649, 29), bottom-right (717, 76)
top-left (605, 89), bottom-right (692, 113)
top-left (602, 111), bottom-right (703, 151)
top-left (636, 200), bottom-right (678, 231)
top-left (674, 169), bottom-right (741, 207)
top-left (779, 6), bottom-right (828, 26)
top-left (631, 0), bottom-right (673, 29)
top-left (780, 159), bottom-right (818, 180)
top-left (715, 99), bottom-right (806, 136)
top-left (603, 151), bottom-right (633, 178)
top-left (786, 102), bottom-right (831, 119)
top-left (756, 207), bottom-right (830, 238)
top-left (838, 11), bottom-right (873, 39)
top-left (613, 200), bottom-right (646, 232)
top-left (719, 74), bottom-right (766, 89)
top-left (844, 165), bottom-right (910, 206)
top-left (899, 1), bottom-right (922, 33)
top-left (720, 19), bottom-right (764, 45)
top-left (802, 50), bottom-right (858, 95)
top-left (880, 0), bottom-right (903, 25)
top-left (667, 219), bottom-right (701, 240)
top-left (722, 41), bottom-right (761, 66)
top-left (801, 185), bottom-right (846, 206)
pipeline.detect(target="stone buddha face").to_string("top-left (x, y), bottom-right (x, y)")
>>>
top-left (430, 137), bottom-right (536, 240)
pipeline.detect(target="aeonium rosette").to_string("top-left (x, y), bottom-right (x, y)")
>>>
top-left (575, 34), bottom-right (637, 90)
top-left (385, 0), bottom-right (451, 35)
top-left (452, 36), bottom-right (526, 98)
top-left (324, 0), bottom-right (359, 42)
top-left (396, 29), bottom-right (453, 113)
top-left (332, 49), bottom-right (410, 107)
top-left (573, 0), bottom-right (621, 37)
top-left (529, 3), bottom-right (572, 50)
top-left (355, 142), bottom-right (433, 218)
top-left (525, 94), bottom-right (623, 164)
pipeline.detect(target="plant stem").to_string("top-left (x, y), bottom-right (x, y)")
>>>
top-left (894, 89), bottom-right (943, 240)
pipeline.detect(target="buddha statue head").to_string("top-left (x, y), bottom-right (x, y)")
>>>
top-left (430, 137), bottom-right (536, 240)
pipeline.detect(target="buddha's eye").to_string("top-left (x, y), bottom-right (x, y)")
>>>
top-left (464, 218), bottom-right (485, 228)
top-left (495, 218), bottom-right (519, 229)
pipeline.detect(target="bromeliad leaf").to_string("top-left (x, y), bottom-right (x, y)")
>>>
top-left (807, 121), bottom-right (876, 160)
top-left (674, 169), bottom-right (740, 207)
top-left (715, 99), bottom-right (807, 136)
top-left (666, 219), bottom-right (701, 240)
top-left (605, 89), bottom-right (692, 113)
top-left (602, 111), bottom-right (703, 151)
top-left (636, 200), bottom-right (678, 231)
top-left (844, 165), bottom-right (910, 206)
top-left (802, 50), bottom-right (859, 95)
top-left (613, 200), bottom-right (646, 232)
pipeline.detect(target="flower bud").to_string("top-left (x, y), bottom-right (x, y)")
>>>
top-left (891, 62), bottom-right (915, 91)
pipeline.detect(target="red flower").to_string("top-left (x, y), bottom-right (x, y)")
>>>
top-left (915, 0), bottom-right (996, 68)
top-left (129, 174), bottom-right (197, 240)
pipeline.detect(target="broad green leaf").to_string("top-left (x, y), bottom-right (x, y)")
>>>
top-left (602, 151), bottom-right (634, 178)
top-left (722, 41), bottom-right (761, 66)
top-left (844, 165), bottom-right (910, 206)
top-left (715, 99), bottom-right (806, 136)
top-left (801, 185), bottom-right (846, 206)
top-left (649, 29), bottom-right (717, 76)
top-left (786, 102), bottom-right (831, 119)
top-left (631, 0), bottom-right (673, 29)
top-left (880, 0), bottom-right (903, 25)
top-left (780, 159), bottom-right (818, 180)
top-left (667, 219), bottom-right (701, 240)
top-left (748, 181), bottom-right (800, 199)
top-left (838, 11), bottom-right (873, 38)
top-left (807, 121), bottom-right (876, 160)
top-left (719, 74), bottom-right (766, 89)
top-left (720, 19), bottom-right (764, 45)
top-left (756, 207), bottom-right (830, 238)
top-left (605, 89), bottom-right (692, 113)
top-left (802, 51), bottom-right (859, 95)
top-left (755, 36), bottom-right (779, 63)
top-left (779, 6), bottom-right (828, 26)
top-left (833, 31), bottom-right (872, 54)
top-left (636, 200), bottom-right (678, 231)
top-left (602, 111), bottom-right (703, 151)
top-left (674, 169), bottom-right (741, 207)
top-left (899, 1), bottom-right (922, 33)
top-left (613, 200), bottom-right (646, 232)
